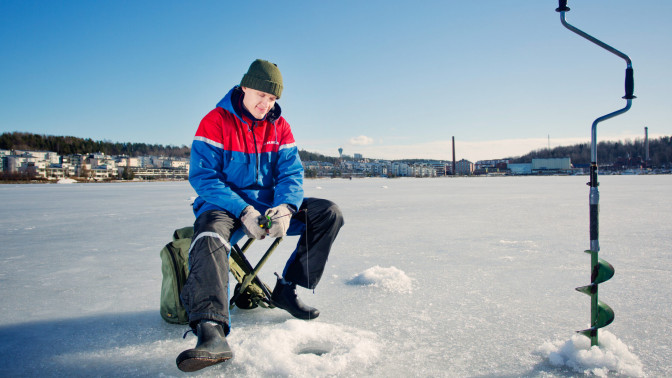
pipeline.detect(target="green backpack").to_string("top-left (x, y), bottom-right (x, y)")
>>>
top-left (159, 226), bottom-right (194, 324)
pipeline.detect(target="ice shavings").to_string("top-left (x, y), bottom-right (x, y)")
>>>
top-left (226, 319), bottom-right (380, 377)
top-left (46, 320), bottom-right (380, 377)
top-left (537, 330), bottom-right (644, 377)
top-left (347, 265), bottom-right (413, 293)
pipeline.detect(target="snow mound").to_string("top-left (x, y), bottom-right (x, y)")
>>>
top-left (57, 178), bottom-right (77, 184)
top-left (347, 265), bottom-right (413, 293)
top-left (226, 319), bottom-right (380, 376)
top-left (538, 331), bottom-right (644, 377)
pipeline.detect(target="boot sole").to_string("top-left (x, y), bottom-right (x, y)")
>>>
top-left (176, 351), bottom-right (232, 372)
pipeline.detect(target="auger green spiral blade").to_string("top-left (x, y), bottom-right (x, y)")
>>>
top-left (578, 300), bottom-right (615, 339)
top-left (575, 283), bottom-right (594, 296)
top-left (575, 251), bottom-right (616, 345)
top-left (575, 256), bottom-right (614, 294)
top-left (591, 256), bottom-right (615, 285)
top-left (596, 300), bottom-right (615, 328)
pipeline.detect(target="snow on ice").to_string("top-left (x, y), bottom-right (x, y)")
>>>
top-left (347, 266), bottom-right (413, 293)
top-left (1, 176), bottom-right (670, 377)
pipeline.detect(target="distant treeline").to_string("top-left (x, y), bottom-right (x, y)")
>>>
top-left (1, 132), bottom-right (190, 158)
top-left (2, 131), bottom-right (671, 166)
top-left (507, 136), bottom-right (672, 166)
top-left (298, 150), bottom-right (340, 163)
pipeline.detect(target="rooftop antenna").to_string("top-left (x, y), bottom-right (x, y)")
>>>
top-left (556, 0), bottom-right (635, 347)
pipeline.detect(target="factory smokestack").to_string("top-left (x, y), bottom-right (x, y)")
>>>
top-left (645, 127), bottom-right (650, 162)
top-left (452, 136), bottom-right (456, 176)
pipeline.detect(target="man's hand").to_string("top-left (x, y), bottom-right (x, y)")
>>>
top-left (264, 204), bottom-right (293, 238)
top-left (241, 206), bottom-right (266, 239)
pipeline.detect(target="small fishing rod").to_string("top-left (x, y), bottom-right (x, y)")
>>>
top-left (258, 208), bottom-right (306, 229)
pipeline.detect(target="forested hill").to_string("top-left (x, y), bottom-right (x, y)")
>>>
top-left (0, 132), bottom-right (190, 158)
top-left (0, 132), bottom-right (338, 163)
top-left (507, 136), bottom-right (671, 166)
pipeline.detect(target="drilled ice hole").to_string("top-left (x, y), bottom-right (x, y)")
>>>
top-left (295, 341), bottom-right (333, 356)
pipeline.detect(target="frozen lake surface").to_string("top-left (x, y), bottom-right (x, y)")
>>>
top-left (0, 175), bottom-right (670, 377)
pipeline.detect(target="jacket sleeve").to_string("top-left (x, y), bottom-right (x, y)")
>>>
top-left (273, 119), bottom-right (304, 211)
top-left (189, 113), bottom-right (250, 217)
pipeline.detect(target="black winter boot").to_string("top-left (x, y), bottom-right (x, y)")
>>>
top-left (176, 320), bottom-right (232, 372)
top-left (271, 276), bottom-right (320, 320)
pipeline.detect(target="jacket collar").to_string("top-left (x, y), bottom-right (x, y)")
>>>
top-left (216, 86), bottom-right (281, 125)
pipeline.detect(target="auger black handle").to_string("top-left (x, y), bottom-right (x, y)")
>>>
top-left (556, 0), bottom-right (570, 12)
top-left (624, 67), bottom-right (635, 99)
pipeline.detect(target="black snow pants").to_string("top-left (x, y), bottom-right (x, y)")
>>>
top-left (179, 197), bottom-right (343, 334)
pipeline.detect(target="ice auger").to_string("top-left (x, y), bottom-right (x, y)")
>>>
top-left (555, 0), bottom-right (635, 346)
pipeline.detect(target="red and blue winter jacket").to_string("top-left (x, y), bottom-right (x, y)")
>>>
top-left (189, 86), bottom-right (304, 220)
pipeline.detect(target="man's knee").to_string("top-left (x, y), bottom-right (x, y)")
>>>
top-left (326, 200), bottom-right (343, 226)
top-left (194, 210), bottom-right (237, 237)
top-left (309, 198), bottom-right (344, 228)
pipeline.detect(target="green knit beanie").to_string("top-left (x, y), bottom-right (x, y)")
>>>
top-left (240, 59), bottom-right (283, 98)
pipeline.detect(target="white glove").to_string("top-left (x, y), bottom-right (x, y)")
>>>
top-left (264, 204), bottom-right (293, 238)
top-left (241, 206), bottom-right (266, 239)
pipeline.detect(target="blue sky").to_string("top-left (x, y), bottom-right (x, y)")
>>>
top-left (1, 1), bottom-right (670, 162)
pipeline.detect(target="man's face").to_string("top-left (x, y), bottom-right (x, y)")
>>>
top-left (241, 87), bottom-right (277, 120)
